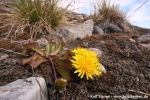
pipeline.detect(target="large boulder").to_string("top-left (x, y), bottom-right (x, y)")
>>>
top-left (56, 19), bottom-right (93, 42)
top-left (0, 77), bottom-right (48, 100)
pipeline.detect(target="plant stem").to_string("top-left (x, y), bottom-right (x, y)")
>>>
top-left (49, 58), bottom-right (57, 80)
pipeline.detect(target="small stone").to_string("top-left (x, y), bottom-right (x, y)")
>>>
top-left (83, 42), bottom-right (88, 47)
top-left (100, 41), bottom-right (105, 44)
top-left (93, 26), bottom-right (104, 35)
top-left (87, 48), bottom-right (103, 58)
top-left (140, 43), bottom-right (150, 50)
top-left (101, 64), bottom-right (107, 74)
top-left (138, 33), bottom-right (150, 43)
top-left (35, 38), bottom-right (48, 45)
top-left (0, 54), bottom-right (9, 60)
top-left (129, 38), bottom-right (136, 43)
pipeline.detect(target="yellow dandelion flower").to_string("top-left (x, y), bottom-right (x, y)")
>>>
top-left (71, 48), bottom-right (102, 80)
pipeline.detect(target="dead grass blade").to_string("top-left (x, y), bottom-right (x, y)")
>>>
top-left (128, 89), bottom-right (150, 96)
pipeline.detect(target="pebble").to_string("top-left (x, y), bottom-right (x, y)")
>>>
top-left (0, 54), bottom-right (9, 60)
top-left (87, 47), bottom-right (103, 58)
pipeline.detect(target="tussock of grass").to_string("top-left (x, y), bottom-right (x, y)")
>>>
top-left (92, 0), bottom-right (132, 32)
top-left (5, 0), bottom-right (71, 40)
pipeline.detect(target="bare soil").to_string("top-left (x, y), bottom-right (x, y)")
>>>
top-left (0, 2), bottom-right (150, 100)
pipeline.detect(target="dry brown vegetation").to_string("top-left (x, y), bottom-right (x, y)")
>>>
top-left (0, 0), bottom-right (72, 41)
top-left (92, 0), bottom-right (132, 32)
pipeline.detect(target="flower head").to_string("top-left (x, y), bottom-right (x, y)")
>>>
top-left (55, 78), bottom-right (67, 88)
top-left (71, 48), bottom-right (102, 80)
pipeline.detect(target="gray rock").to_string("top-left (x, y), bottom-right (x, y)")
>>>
top-left (129, 38), bottom-right (136, 43)
top-left (120, 43), bottom-right (142, 54)
top-left (0, 77), bottom-right (48, 100)
top-left (56, 19), bottom-right (93, 41)
top-left (93, 26), bottom-right (104, 35)
top-left (56, 28), bottom-right (69, 37)
top-left (0, 54), bottom-right (9, 60)
top-left (98, 23), bottom-right (122, 33)
top-left (98, 22), bottom-right (107, 30)
top-left (83, 42), bottom-right (89, 47)
top-left (87, 48), bottom-right (103, 58)
top-left (107, 23), bottom-right (122, 33)
top-left (138, 33), bottom-right (150, 43)
top-left (101, 64), bottom-right (107, 74)
top-left (140, 43), bottom-right (150, 50)
top-left (127, 44), bottom-right (141, 52)
top-left (35, 38), bottom-right (48, 45)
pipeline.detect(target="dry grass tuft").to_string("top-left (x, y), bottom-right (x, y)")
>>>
top-left (91, 0), bottom-right (132, 32)
top-left (2, 0), bottom-right (71, 40)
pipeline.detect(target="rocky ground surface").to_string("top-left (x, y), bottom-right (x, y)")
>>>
top-left (0, 1), bottom-right (150, 100)
top-left (0, 30), bottom-right (150, 100)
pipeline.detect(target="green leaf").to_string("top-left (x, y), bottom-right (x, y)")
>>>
top-left (52, 37), bottom-right (63, 55)
top-left (54, 37), bottom-right (60, 51)
top-left (56, 65), bottom-right (71, 81)
top-left (32, 48), bottom-right (45, 57)
top-left (45, 42), bottom-right (52, 57)
top-left (30, 55), bottom-right (47, 68)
